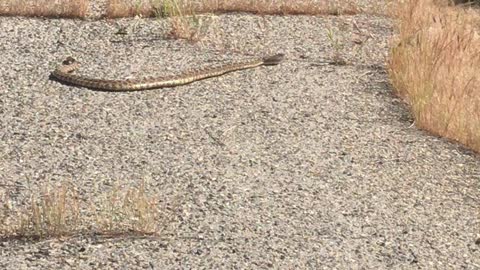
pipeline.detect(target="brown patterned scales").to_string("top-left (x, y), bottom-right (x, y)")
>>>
top-left (51, 54), bottom-right (284, 91)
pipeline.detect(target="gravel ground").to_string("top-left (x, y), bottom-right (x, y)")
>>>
top-left (1, 2), bottom-right (479, 269)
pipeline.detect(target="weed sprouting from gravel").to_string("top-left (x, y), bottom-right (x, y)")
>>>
top-left (388, 0), bottom-right (480, 152)
top-left (326, 27), bottom-right (347, 65)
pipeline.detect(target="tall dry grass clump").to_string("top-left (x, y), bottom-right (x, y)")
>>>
top-left (0, 0), bottom-right (88, 18)
top-left (388, 0), bottom-right (480, 152)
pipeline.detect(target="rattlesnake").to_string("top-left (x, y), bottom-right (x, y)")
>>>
top-left (51, 54), bottom-right (284, 91)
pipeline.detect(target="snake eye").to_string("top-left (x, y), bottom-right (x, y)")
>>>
top-left (63, 57), bottom-right (76, 65)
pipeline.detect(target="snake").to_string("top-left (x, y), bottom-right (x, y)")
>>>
top-left (51, 54), bottom-right (284, 91)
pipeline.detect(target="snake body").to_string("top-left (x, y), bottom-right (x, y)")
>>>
top-left (51, 54), bottom-right (284, 91)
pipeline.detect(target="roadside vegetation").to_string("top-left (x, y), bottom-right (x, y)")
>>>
top-left (388, 0), bottom-right (480, 152)
top-left (0, 0), bottom-right (359, 18)
top-left (0, 182), bottom-right (178, 240)
top-left (0, 0), bottom-right (88, 18)
top-left (1, 0), bottom-right (479, 242)
top-left (106, 0), bottom-right (359, 18)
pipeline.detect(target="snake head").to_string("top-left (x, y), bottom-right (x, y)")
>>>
top-left (63, 56), bottom-right (77, 65)
top-left (56, 57), bottom-right (80, 74)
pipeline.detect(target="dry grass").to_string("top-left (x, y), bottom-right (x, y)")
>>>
top-left (106, 0), bottom-right (360, 18)
top-left (196, 0), bottom-right (360, 16)
top-left (0, 0), bottom-right (89, 18)
top-left (162, 0), bottom-right (205, 41)
top-left (387, 0), bottom-right (480, 152)
top-left (93, 182), bottom-right (165, 235)
top-left (0, 0), bottom-right (361, 18)
top-left (0, 181), bottom-right (177, 241)
top-left (106, 0), bottom-right (360, 41)
top-left (106, 0), bottom-right (207, 41)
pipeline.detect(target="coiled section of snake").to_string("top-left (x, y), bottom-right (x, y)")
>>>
top-left (51, 54), bottom-right (284, 91)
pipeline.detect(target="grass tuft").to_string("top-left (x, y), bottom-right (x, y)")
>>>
top-left (326, 27), bottom-right (348, 65)
top-left (94, 181), bottom-right (162, 235)
top-left (162, 0), bottom-right (204, 41)
top-left (0, 183), bottom-right (81, 239)
top-left (0, 0), bottom-right (89, 18)
top-left (388, 0), bottom-right (480, 152)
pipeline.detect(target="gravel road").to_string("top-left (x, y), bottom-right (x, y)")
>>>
top-left (1, 2), bottom-right (479, 269)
